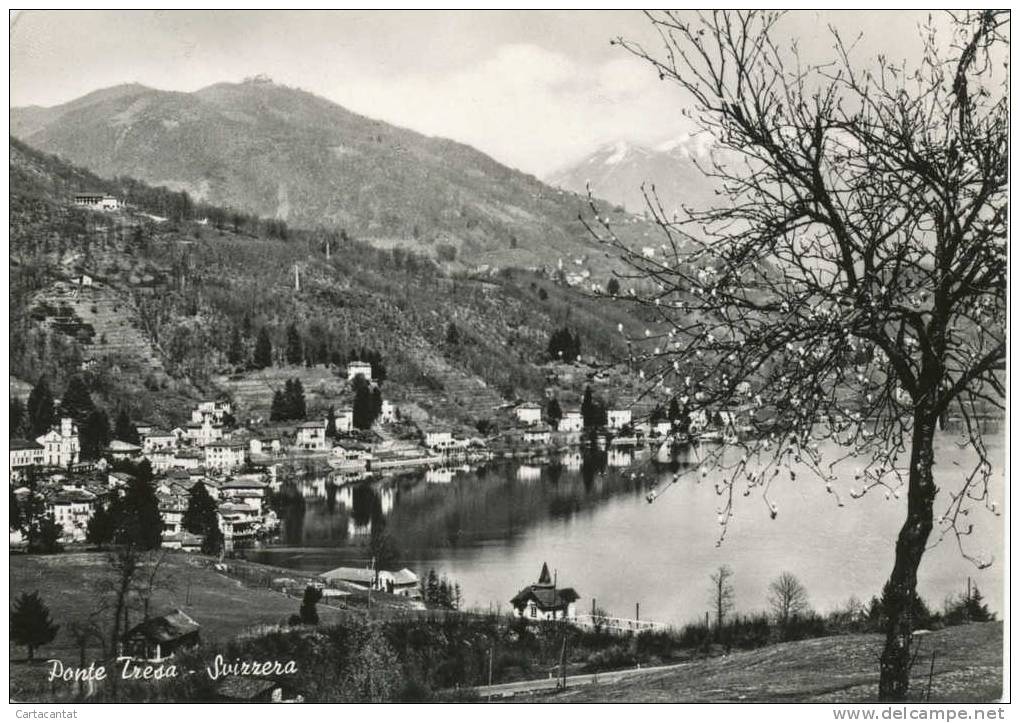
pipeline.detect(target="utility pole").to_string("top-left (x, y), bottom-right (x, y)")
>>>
top-left (487, 645), bottom-right (494, 701)
top-left (559, 636), bottom-right (567, 689)
top-left (636, 602), bottom-right (640, 623)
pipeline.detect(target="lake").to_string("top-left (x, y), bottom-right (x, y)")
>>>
top-left (246, 433), bottom-right (1004, 626)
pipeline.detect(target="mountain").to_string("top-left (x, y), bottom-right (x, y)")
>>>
top-left (546, 135), bottom-right (720, 217)
top-left (11, 78), bottom-right (650, 270)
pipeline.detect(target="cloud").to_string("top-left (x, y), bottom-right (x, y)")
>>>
top-left (328, 42), bottom-right (697, 176)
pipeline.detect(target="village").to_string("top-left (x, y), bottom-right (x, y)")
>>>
top-left (9, 343), bottom-right (755, 609)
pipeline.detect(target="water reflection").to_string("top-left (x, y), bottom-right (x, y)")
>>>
top-left (251, 436), bottom-right (1003, 626)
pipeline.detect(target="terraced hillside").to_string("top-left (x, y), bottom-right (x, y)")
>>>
top-left (32, 279), bottom-right (168, 378)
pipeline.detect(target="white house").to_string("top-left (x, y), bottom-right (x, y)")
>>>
top-left (35, 418), bottom-right (80, 467)
top-left (509, 563), bottom-right (580, 622)
top-left (186, 418), bottom-right (223, 446)
top-left (379, 400), bottom-right (396, 424)
top-left (172, 449), bottom-right (204, 470)
top-left (158, 493), bottom-right (188, 536)
top-left (347, 361), bottom-right (373, 382)
top-left (145, 448), bottom-right (177, 473)
top-left (192, 400), bottom-right (232, 424)
top-left (203, 440), bottom-right (246, 472)
top-left (74, 193), bottom-right (121, 211)
top-left (607, 409), bottom-right (632, 430)
top-left (558, 410), bottom-right (583, 433)
top-left (46, 489), bottom-right (96, 541)
top-left (219, 476), bottom-right (268, 515)
top-left (514, 403), bottom-right (542, 426)
top-left (295, 420), bottom-right (328, 451)
top-left (10, 439), bottom-right (44, 480)
top-left (142, 429), bottom-right (177, 453)
top-left (424, 430), bottom-right (454, 450)
top-left (334, 409), bottom-right (354, 434)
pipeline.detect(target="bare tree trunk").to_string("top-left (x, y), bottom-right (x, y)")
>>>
top-left (879, 407), bottom-right (938, 700)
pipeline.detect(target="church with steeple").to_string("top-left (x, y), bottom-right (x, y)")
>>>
top-left (509, 562), bottom-right (580, 622)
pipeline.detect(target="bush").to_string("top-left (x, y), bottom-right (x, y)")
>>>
top-left (583, 643), bottom-right (636, 672)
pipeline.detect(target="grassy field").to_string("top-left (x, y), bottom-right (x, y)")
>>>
top-left (543, 622), bottom-right (1003, 703)
top-left (8, 551), bottom-right (412, 698)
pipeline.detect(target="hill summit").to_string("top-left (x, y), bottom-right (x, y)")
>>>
top-left (12, 80), bottom-right (650, 270)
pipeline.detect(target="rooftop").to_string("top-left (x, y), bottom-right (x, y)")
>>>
top-left (105, 440), bottom-right (142, 452)
top-left (125, 609), bottom-right (199, 643)
top-left (10, 438), bottom-right (43, 450)
top-left (319, 566), bottom-right (376, 584)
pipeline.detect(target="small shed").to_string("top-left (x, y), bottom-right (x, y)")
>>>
top-left (122, 609), bottom-right (200, 662)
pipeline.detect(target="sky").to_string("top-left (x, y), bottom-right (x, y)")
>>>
top-left (10, 10), bottom-right (946, 177)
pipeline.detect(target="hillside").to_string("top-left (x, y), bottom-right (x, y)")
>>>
top-left (11, 78), bottom-right (656, 271)
top-left (9, 138), bottom-right (663, 427)
top-left (546, 136), bottom-right (720, 216)
top-left (546, 623), bottom-right (1003, 703)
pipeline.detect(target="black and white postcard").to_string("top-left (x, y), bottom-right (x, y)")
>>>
top-left (8, 9), bottom-right (1008, 709)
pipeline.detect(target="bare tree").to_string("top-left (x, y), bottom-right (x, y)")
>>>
top-left (590, 10), bottom-right (1006, 700)
top-left (99, 546), bottom-right (140, 698)
top-left (768, 571), bottom-right (810, 629)
top-left (68, 614), bottom-right (107, 698)
top-left (708, 564), bottom-right (735, 634)
top-left (131, 550), bottom-right (175, 622)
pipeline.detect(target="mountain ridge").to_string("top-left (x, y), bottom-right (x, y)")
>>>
top-left (11, 78), bottom-right (652, 271)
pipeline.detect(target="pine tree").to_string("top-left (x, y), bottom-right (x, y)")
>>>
top-left (9, 488), bottom-right (20, 532)
top-left (27, 377), bottom-right (55, 437)
top-left (114, 409), bottom-right (139, 444)
top-left (964, 587), bottom-right (993, 622)
top-left (607, 277), bottom-right (620, 296)
top-left (79, 408), bottom-right (110, 460)
top-left (546, 398), bottom-right (563, 427)
top-left (11, 591), bottom-right (59, 661)
top-left (270, 390), bottom-right (286, 421)
top-left (353, 383), bottom-right (374, 430)
top-left (227, 326), bottom-right (245, 367)
top-left (371, 386), bottom-right (383, 423)
top-left (182, 483), bottom-right (222, 553)
top-left (27, 514), bottom-right (63, 554)
top-left (289, 379), bottom-right (307, 419)
top-left (10, 398), bottom-right (25, 438)
top-left (285, 323), bottom-right (303, 366)
top-left (325, 407), bottom-right (337, 439)
top-left (86, 504), bottom-right (114, 547)
top-left (668, 397), bottom-right (681, 423)
top-left (254, 327), bottom-right (273, 369)
top-left (60, 375), bottom-right (96, 423)
top-left (425, 569), bottom-right (440, 605)
top-left (299, 586), bottom-right (322, 625)
top-left (445, 323), bottom-right (460, 345)
top-left (111, 476), bottom-right (162, 550)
